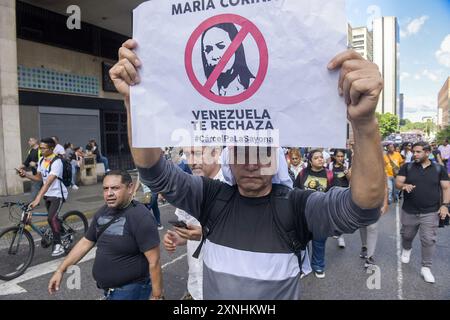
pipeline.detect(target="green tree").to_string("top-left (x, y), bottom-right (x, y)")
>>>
top-left (436, 126), bottom-right (450, 144)
top-left (376, 112), bottom-right (399, 138)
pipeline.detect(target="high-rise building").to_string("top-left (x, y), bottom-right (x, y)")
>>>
top-left (399, 93), bottom-right (404, 120)
top-left (373, 17), bottom-right (400, 115)
top-left (350, 27), bottom-right (373, 61)
top-left (438, 77), bottom-right (450, 128)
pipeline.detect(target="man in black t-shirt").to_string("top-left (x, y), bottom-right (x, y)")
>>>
top-left (18, 137), bottom-right (42, 199)
top-left (48, 170), bottom-right (163, 300)
top-left (396, 142), bottom-right (450, 284)
top-left (110, 43), bottom-right (386, 299)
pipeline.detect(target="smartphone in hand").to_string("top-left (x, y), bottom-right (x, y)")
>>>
top-left (168, 220), bottom-right (188, 229)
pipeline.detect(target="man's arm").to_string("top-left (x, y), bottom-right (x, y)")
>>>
top-left (302, 188), bottom-right (380, 239)
top-left (109, 39), bottom-right (204, 218)
top-left (382, 182), bottom-right (389, 214)
top-left (440, 180), bottom-right (450, 220)
top-left (21, 170), bottom-right (42, 182)
top-left (22, 151), bottom-right (33, 168)
top-left (144, 247), bottom-right (163, 300)
top-left (48, 237), bottom-right (95, 294)
top-left (27, 173), bottom-right (55, 209)
top-left (57, 238), bottom-right (94, 273)
top-left (328, 50), bottom-right (385, 209)
top-left (395, 174), bottom-right (416, 193)
top-left (109, 39), bottom-right (161, 169)
top-left (437, 153), bottom-right (445, 166)
top-left (28, 171), bottom-right (59, 209)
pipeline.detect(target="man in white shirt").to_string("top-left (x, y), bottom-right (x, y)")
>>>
top-left (19, 137), bottom-right (68, 257)
top-left (52, 136), bottom-right (66, 156)
top-left (438, 140), bottom-right (450, 167)
top-left (163, 146), bottom-right (222, 300)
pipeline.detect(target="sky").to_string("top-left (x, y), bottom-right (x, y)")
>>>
top-left (346, 0), bottom-right (450, 122)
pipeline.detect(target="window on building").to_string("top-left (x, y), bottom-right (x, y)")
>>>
top-left (353, 40), bottom-right (365, 46)
top-left (353, 34), bottom-right (365, 39)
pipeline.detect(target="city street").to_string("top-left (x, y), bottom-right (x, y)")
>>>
top-left (1, 199), bottom-right (449, 300)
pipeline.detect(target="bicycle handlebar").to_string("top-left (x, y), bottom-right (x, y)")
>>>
top-left (2, 201), bottom-right (30, 211)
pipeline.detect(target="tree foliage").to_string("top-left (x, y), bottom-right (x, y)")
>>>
top-left (376, 113), bottom-right (399, 138)
top-left (436, 126), bottom-right (450, 144)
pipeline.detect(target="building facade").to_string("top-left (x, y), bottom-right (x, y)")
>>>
top-left (350, 26), bottom-right (373, 61)
top-left (438, 77), bottom-right (450, 129)
top-left (0, 0), bottom-right (146, 195)
top-left (399, 93), bottom-right (404, 120)
top-left (373, 16), bottom-right (400, 116)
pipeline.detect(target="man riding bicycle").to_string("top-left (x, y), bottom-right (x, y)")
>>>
top-left (18, 137), bottom-right (68, 257)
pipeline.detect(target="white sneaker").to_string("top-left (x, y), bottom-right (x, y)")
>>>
top-left (420, 267), bottom-right (435, 283)
top-left (314, 270), bottom-right (325, 279)
top-left (337, 236), bottom-right (346, 248)
top-left (71, 184), bottom-right (79, 190)
top-left (51, 244), bottom-right (65, 257)
top-left (401, 249), bottom-right (412, 264)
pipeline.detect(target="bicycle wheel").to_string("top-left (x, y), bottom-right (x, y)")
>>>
top-left (61, 211), bottom-right (88, 251)
top-left (0, 226), bottom-right (35, 281)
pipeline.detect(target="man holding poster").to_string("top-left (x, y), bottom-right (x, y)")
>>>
top-left (109, 0), bottom-right (385, 299)
top-left (130, 0), bottom-right (354, 148)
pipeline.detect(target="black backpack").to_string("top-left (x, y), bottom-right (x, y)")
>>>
top-left (401, 162), bottom-right (443, 201)
top-left (193, 182), bottom-right (314, 272)
top-left (39, 155), bottom-right (72, 200)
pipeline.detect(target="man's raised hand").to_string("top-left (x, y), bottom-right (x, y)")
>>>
top-left (109, 39), bottom-right (141, 99)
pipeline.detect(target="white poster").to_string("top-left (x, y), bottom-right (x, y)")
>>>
top-left (131, 0), bottom-right (348, 147)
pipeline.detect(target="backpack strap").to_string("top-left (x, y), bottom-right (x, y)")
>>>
top-left (326, 169), bottom-right (334, 189)
top-left (270, 184), bottom-right (314, 273)
top-left (270, 185), bottom-right (299, 252)
top-left (48, 156), bottom-right (66, 202)
top-left (192, 182), bottom-right (236, 259)
top-left (96, 214), bottom-right (122, 240)
top-left (298, 169), bottom-right (306, 189)
top-left (434, 163), bottom-right (442, 176)
top-left (96, 201), bottom-right (136, 240)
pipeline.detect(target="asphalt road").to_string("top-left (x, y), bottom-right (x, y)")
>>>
top-left (1, 202), bottom-right (449, 300)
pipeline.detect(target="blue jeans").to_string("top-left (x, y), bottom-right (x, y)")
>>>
top-left (98, 156), bottom-right (110, 171)
top-left (311, 239), bottom-right (327, 272)
top-left (30, 180), bottom-right (43, 200)
top-left (104, 279), bottom-right (151, 300)
top-left (70, 160), bottom-right (78, 185)
top-left (145, 192), bottom-right (161, 225)
top-left (387, 176), bottom-right (398, 204)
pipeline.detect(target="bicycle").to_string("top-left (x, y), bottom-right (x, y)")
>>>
top-left (0, 201), bottom-right (88, 281)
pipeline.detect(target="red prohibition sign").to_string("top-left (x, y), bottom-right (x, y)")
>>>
top-left (185, 14), bottom-right (268, 105)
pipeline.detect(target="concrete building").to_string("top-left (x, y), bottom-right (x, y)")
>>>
top-left (350, 26), bottom-right (373, 61)
top-left (438, 77), bottom-right (450, 128)
top-left (399, 93), bottom-right (404, 120)
top-left (373, 16), bottom-right (400, 115)
top-left (0, 0), bottom-right (146, 195)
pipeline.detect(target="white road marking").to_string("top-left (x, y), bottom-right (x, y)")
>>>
top-left (396, 203), bottom-right (404, 300)
top-left (162, 253), bottom-right (187, 269)
top-left (0, 248), bottom-right (97, 295)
